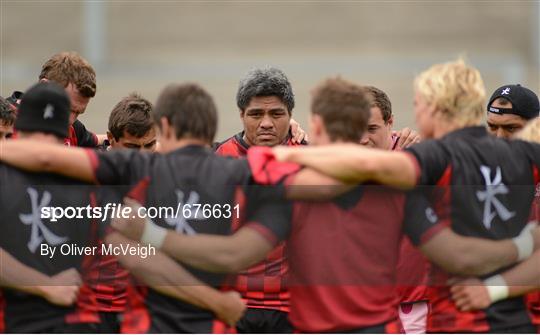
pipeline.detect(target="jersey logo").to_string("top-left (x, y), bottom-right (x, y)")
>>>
top-left (19, 188), bottom-right (68, 253)
top-left (501, 87), bottom-right (510, 95)
top-left (164, 190), bottom-right (204, 235)
top-left (425, 207), bottom-right (438, 224)
top-left (43, 103), bottom-right (55, 119)
top-left (476, 166), bottom-right (516, 229)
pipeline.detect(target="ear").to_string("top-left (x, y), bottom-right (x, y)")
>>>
top-left (160, 117), bottom-right (174, 140)
top-left (106, 131), bottom-right (115, 144)
top-left (429, 104), bottom-right (439, 117)
top-left (39, 78), bottom-right (49, 83)
top-left (387, 114), bottom-right (394, 127)
top-left (239, 109), bottom-right (245, 119)
top-left (310, 114), bottom-right (324, 137)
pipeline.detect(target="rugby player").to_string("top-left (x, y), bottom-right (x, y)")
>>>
top-left (486, 84), bottom-right (539, 139)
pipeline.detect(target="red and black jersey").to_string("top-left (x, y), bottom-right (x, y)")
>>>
top-left (214, 131), bottom-right (305, 313)
top-left (0, 163), bottom-right (100, 333)
top-left (404, 126), bottom-right (540, 333)
top-left (396, 236), bottom-right (429, 303)
top-left (78, 240), bottom-right (129, 313)
top-left (77, 187), bottom-right (132, 316)
top-left (527, 186), bottom-right (540, 327)
top-left (85, 145), bottom-right (296, 333)
top-left (391, 134), bottom-right (429, 304)
top-left (245, 147), bottom-right (435, 333)
top-left (65, 119), bottom-right (99, 147)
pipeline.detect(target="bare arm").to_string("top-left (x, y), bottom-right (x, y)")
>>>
top-left (501, 250), bottom-right (540, 292)
top-left (105, 233), bottom-right (245, 325)
top-left (0, 248), bottom-right (81, 306)
top-left (450, 251), bottom-right (540, 312)
top-left (420, 228), bottom-right (521, 276)
top-left (159, 227), bottom-right (273, 273)
top-left (0, 139), bottom-right (94, 182)
top-left (273, 144), bottom-right (417, 189)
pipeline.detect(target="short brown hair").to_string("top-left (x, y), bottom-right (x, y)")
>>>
top-left (492, 97), bottom-right (512, 107)
top-left (311, 77), bottom-right (371, 142)
top-left (364, 86), bottom-right (392, 123)
top-left (108, 93), bottom-right (153, 141)
top-left (154, 83), bottom-right (217, 144)
top-left (0, 97), bottom-right (16, 126)
top-left (39, 51), bottom-right (96, 98)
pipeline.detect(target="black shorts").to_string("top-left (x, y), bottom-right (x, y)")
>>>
top-left (236, 308), bottom-right (292, 334)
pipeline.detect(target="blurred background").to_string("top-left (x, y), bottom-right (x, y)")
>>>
top-left (2, 1), bottom-right (539, 140)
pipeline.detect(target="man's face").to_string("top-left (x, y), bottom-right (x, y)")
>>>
top-left (65, 83), bottom-right (91, 126)
top-left (414, 92), bottom-right (435, 139)
top-left (0, 122), bottom-right (13, 141)
top-left (360, 106), bottom-right (393, 149)
top-left (486, 100), bottom-right (528, 139)
top-left (241, 96), bottom-right (291, 147)
top-left (109, 128), bottom-right (157, 152)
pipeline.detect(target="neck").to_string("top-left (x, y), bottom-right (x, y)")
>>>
top-left (17, 132), bottom-right (63, 144)
top-left (161, 138), bottom-right (209, 153)
top-left (432, 118), bottom-right (481, 139)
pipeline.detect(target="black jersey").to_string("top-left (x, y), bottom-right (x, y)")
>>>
top-left (86, 145), bottom-right (293, 333)
top-left (404, 126), bottom-right (540, 333)
top-left (0, 163), bottom-right (98, 332)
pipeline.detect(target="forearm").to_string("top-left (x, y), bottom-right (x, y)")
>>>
top-left (278, 145), bottom-right (416, 188)
top-left (0, 248), bottom-right (51, 297)
top-left (160, 228), bottom-right (270, 273)
top-left (455, 238), bottom-right (518, 276)
top-left (106, 233), bottom-right (229, 312)
top-left (422, 230), bottom-right (520, 276)
top-left (0, 140), bottom-right (94, 182)
top-left (130, 252), bottom-right (226, 312)
top-left (281, 145), bottom-right (375, 183)
top-left (503, 250), bottom-right (540, 295)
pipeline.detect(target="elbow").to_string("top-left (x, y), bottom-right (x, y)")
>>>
top-left (36, 151), bottom-right (56, 172)
top-left (215, 253), bottom-right (247, 273)
top-left (117, 254), bottom-right (145, 272)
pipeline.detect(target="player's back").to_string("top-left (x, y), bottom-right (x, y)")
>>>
top-left (406, 126), bottom-right (540, 332)
top-left (90, 145), bottom-right (255, 332)
top-left (0, 163), bottom-right (96, 332)
top-left (286, 185), bottom-right (406, 333)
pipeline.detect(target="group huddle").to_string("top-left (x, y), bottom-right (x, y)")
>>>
top-left (0, 51), bottom-right (539, 334)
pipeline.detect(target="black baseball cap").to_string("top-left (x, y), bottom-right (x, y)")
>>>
top-left (14, 82), bottom-right (71, 138)
top-left (487, 84), bottom-right (539, 120)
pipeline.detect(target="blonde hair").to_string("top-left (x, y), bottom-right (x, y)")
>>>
top-left (414, 58), bottom-right (486, 127)
top-left (514, 118), bottom-right (540, 143)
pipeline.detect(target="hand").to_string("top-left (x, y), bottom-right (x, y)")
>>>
top-left (213, 291), bottom-right (246, 326)
top-left (290, 118), bottom-right (308, 144)
top-left (111, 197), bottom-right (146, 242)
top-left (450, 277), bottom-right (492, 311)
top-left (39, 268), bottom-right (82, 306)
top-left (394, 127), bottom-right (421, 149)
top-left (533, 224), bottom-right (540, 250)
